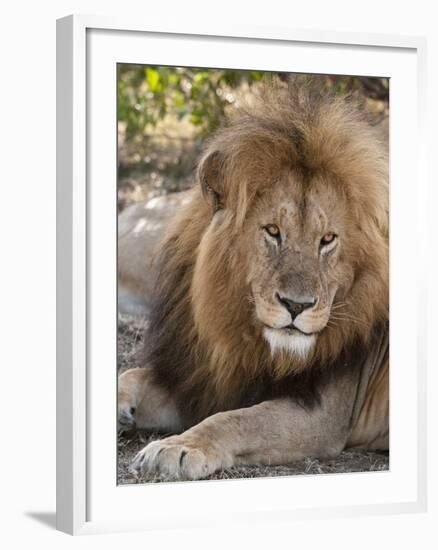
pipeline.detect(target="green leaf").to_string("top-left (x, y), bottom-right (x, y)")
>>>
top-left (145, 67), bottom-right (160, 92)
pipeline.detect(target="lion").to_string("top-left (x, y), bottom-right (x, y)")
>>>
top-left (118, 76), bottom-right (389, 480)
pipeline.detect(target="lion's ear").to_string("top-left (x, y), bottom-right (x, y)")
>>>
top-left (197, 150), bottom-right (224, 213)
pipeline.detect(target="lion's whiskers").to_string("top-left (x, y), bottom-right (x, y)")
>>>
top-left (331, 302), bottom-right (348, 311)
top-left (329, 313), bottom-right (369, 328)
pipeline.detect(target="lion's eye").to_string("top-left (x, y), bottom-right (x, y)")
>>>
top-left (264, 224), bottom-right (281, 240)
top-left (320, 232), bottom-right (337, 247)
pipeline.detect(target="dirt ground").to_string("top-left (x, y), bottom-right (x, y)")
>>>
top-left (117, 314), bottom-right (389, 485)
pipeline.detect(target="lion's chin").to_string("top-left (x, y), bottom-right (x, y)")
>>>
top-left (263, 327), bottom-right (317, 359)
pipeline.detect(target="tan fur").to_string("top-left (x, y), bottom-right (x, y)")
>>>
top-left (348, 359), bottom-right (389, 449)
top-left (118, 368), bottom-right (182, 433)
top-left (118, 193), bottom-right (191, 314)
top-left (118, 77), bottom-right (389, 480)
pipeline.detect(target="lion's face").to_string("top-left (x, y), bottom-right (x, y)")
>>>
top-left (244, 174), bottom-right (355, 358)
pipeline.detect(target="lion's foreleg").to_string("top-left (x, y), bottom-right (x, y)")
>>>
top-left (118, 368), bottom-right (182, 433)
top-left (132, 397), bottom-right (352, 480)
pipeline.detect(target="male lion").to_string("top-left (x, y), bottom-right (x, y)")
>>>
top-left (118, 77), bottom-right (389, 480)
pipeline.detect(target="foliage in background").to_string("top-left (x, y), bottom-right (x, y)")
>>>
top-left (118, 65), bottom-right (388, 138)
top-left (118, 65), bottom-right (267, 137)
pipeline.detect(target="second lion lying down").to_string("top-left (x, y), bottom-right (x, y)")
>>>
top-left (118, 77), bottom-right (389, 480)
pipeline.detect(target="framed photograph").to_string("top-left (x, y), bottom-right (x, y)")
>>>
top-left (56, 15), bottom-right (427, 535)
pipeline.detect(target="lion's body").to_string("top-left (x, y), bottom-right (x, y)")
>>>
top-left (118, 77), bottom-right (389, 479)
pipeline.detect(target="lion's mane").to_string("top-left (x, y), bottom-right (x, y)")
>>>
top-left (144, 77), bottom-right (389, 427)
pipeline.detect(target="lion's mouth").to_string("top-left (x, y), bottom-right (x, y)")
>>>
top-left (263, 323), bottom-right (318, 337)
top-left (283, 323), bottom-right (317, 336)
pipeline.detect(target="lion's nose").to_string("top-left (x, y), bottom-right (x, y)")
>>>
top-left (276, 293), bottom-right (316, 320)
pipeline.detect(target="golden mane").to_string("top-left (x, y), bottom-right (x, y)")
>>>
top-left (145, 77), bottom-right (389, 426)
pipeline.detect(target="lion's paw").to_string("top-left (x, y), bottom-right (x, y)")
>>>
top-left (118, 404), bottom-right (137, 433)
top-left (131, 436), bottom-right (225, 480)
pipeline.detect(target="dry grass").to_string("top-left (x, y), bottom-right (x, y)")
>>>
top-left (118, 313), bottom-right (148, 373)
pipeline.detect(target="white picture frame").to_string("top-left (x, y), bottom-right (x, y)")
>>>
top-left (56, 14), bottom-right (428, 535)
